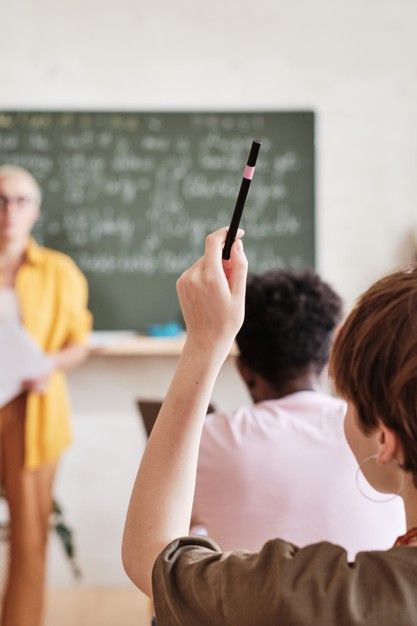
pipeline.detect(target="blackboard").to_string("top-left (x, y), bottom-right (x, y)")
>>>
top-left (0, 111), bottom-right (315, 331)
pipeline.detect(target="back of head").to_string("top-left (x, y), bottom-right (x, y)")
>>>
top-left (330, 265), bottom-right (417, 484)
top-left (236, 269), bottom-right (343, 388)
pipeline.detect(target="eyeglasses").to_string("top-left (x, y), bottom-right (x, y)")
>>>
top-left (0, 195), bottom-right (36, 210)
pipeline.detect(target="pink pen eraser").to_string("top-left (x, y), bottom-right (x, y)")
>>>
top-left (243, 165), bottom-right (255, 180)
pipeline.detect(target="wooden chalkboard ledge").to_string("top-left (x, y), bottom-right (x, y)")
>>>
top-left (89, 332), bottom-right (238, 357)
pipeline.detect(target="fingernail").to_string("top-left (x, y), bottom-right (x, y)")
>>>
top-left (237, 228), bottom-right (245, 236)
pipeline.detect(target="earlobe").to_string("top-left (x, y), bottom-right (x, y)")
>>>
top-left (31, 206), bottom-right (40, 228)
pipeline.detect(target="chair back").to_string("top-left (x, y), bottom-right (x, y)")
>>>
top-left (137, 400), bottom-right (215, 437)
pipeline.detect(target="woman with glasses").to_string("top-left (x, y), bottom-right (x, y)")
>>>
top-left (0, 165), bottom-right (91, 626)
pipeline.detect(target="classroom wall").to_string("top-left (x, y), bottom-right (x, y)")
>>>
top-left (3, 0), bottom-right (417, 302)
top-left (2, 0), bottom-right (417, 586)
top-left (48, 355), bottom-right (250, 587)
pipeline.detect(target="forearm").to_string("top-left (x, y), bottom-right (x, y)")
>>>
top-left (52, 343), bottom-right (90, 371)
top-left (122, 228), bottom-right (247, 598)
top-left (122, 339), bottom-right (226, 597)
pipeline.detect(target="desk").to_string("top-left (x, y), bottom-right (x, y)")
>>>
top-left (90, 333), bottom-right (238, 358)
top-left (90, 333), bottom-right (186, 356)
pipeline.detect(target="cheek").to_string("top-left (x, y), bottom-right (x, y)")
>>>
top-left (343, 404), bottom-right (366, 464)
top-left (20, 208), bottom-right (38, 232)
top-left (343, 407), bottom-right (355, 450)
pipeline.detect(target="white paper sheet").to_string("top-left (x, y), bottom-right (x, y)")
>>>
top-left (0, 320), bottom-right (53, 408)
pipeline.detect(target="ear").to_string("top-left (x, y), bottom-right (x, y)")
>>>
top-left (236, 356), bottom-right (256, 389)
top-left (375, 423), bottom-right (403, 465)
top-left (30, 204), bottom-right (40, 228)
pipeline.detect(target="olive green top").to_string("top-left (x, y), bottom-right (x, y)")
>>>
top-left (152, 536), bottom-right (417, 625)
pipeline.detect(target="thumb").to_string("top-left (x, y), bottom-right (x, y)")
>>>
top-left (228, 238), bottom-right (248, 299)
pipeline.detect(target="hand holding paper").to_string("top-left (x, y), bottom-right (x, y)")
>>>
top-left (0, 319), bottom-right (53, 408)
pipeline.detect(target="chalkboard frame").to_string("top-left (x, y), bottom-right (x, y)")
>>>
top-left (0, 110), bottom-right (316, 331)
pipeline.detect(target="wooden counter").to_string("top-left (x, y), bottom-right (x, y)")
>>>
top-left (89, 333), bottom-right (238, 357)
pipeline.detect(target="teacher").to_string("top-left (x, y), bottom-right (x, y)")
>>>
top-left (0, 165), bottom-right (92, 626)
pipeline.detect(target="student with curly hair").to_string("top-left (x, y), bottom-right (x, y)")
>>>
top-left (191, 269), bottom-right (403, 556)
top-left (123, 229), bottom-right (417, 625)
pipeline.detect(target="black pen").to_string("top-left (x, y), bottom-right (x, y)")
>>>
top-left (222, 139), bottom-right (261, 260)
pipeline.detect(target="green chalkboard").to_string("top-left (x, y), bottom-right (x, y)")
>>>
top-left (0, 111), bottom-right (315, 331)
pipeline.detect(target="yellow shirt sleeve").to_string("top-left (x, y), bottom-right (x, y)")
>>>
top-left (15, 242), bottom-right (94, 468)
top-left (60, 256), bottom-right (93, 345)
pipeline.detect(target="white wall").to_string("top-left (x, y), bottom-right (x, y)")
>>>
top-left (2, 0), bottom-right (417, 586)
top-left (2, 0), bottom-right (417, 303)
top-left (49, 355), bottom-right (249, 587)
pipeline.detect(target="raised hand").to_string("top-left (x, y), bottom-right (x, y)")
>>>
top-left (176, 227), bottom-right (247, 359)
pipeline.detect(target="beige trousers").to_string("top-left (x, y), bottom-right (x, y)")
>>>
top-left (0, 395), bottom-right (56, 626)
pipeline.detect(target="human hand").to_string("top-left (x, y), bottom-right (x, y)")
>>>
top-left (22, 355), bottom-right (55, 393)
top-left (176, 227), bottom-right (248, 358)
top-left (21, 374), bottom-right (51, 393)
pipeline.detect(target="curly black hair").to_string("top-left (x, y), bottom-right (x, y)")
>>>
top-left (236, 269), bottom-right (343, 387)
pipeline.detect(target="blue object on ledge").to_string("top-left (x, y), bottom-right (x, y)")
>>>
top-left (147, 321), bottom-right (184, 337)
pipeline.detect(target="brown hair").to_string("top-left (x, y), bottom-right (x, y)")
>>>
top-left (330, 266), bottom-right (417, 482)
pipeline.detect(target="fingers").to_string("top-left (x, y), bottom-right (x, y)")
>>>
top-left (176, 257), bottom-right (202, 296)
top-left (22, 380), bottom-right (44, 393)
top-left (204, 227), bottom-right (245, 273)
top-left (177, 226), bottom-right (247, 304)
top-left (228, 238), bottom-right (248, 299)
top-left (203, 227), bottom-right (229, 271)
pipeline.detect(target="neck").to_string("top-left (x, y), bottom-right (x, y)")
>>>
top-left (403, 478), bottom-right (417, 532)
top-left (250, 371), bottom-right (321, 403)
top-left (273, 373), bottom-right (321, 399)
top-left (0, 238), bottom-right (28, 284)
top-left (0, 237), bottom-right (28, 267)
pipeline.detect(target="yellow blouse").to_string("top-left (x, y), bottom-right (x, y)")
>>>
top-left (9, 239), bottom-right (92, 468)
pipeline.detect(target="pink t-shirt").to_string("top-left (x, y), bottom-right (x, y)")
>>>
top-left (191, 391), bottom-right (405, 558)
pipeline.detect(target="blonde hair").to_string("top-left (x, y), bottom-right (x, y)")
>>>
top-left (0, 165), bottom-right (42, 206)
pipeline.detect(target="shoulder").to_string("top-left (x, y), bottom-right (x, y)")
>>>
top-left (154, 535), bottom-right (414, 578)
top-left (153, 537), bottom-right (417, 625)
top-left (35, 245), bottom-right (86, 283)
top-left (37, 245), bottom-right (77, 270)
top-left (315, 391), bottom-right (347, 415)
top-left (201, 405), bottom-right (258, 444)
top-left (286, 390), bottom-right (346, 414)
top-left (278, 391), bottom-right (347, 430)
